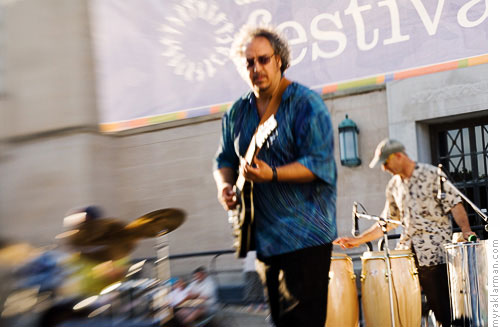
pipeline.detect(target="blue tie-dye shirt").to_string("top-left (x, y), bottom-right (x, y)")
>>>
top-left (214, 82), bottom-right (337, 258)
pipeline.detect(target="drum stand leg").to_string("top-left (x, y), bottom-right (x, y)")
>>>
top-left (380, 221), bottom-right (396, 327)
top-left (155, 231), bottom-right (172, 282)
top-left (154, 231), bottom-right (175, 324)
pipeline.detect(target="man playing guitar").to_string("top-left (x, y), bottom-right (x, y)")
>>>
top-left (213, 25), bottom-right (337, 327)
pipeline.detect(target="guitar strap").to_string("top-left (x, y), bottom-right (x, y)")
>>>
top-left (246, 77), bottom-right (292, 161)
top-left (257, 77), bottom-right (291, 126)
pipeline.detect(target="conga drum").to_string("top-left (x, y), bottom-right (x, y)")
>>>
top-left (361, 250), bottom-right (421, 327)
top-left (444, 240), bottom-right (488, 327)
top-left (325, 253), bottom-right (359, 327)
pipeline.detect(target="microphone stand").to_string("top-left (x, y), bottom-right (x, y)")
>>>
top-left (356, 211), bottom-right (402, 327)
top-left (437, 165), bottom-right (488, 232)
top-left (352, 203), bottom-right (373, 251)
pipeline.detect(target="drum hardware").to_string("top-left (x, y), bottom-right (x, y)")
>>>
top-left (444, 240), bottom-right (488, 326)
top-left (127, 208), bottom-right (186, 324)
top-left (51, 208), bottom-right (186, 325)
top-left (125, 208), bottom-right (185, 282)
top-left (353, 202), bottom-right (403, 327)
top-left (125, 209), bottom-right (185, 283)
top-left (409, 262), bottom-right (419, 279)
top-left (155, 232), bottom-right (172, 281)
top-left (153, 233), bottom-right (176, 324)
top-left (359, 253), bottom-right (418, 281)
top-left (329, 254), bottom-right (356, 281)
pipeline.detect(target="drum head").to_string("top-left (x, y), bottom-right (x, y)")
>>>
top-left (331, 252), bottom-right (350, 260)
top-left (362, 249), bottom-right (412, 259)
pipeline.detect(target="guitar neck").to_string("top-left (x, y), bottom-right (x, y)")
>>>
top-left (235, 135), bottom-right (258, 191)
top-left (235, 113), bottom-right (278, 192)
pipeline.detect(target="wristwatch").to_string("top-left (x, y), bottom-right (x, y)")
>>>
top-left (272, 166), bottom-right (278, 182)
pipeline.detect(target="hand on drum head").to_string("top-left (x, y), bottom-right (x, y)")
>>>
top-left (333, 237), bottom-right (362, 249)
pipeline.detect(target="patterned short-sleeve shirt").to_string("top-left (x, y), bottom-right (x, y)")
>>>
top-left (214, 82), bottom-right (337, 258)
top-left (385, 163), bottom-right (461, 266)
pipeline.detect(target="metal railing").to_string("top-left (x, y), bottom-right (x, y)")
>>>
top-left (134, 222), bottom-right (487, 266)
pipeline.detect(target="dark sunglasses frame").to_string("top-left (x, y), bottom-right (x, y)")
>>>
top-left (246, 53), bottom-right (275, 69)
top-left (383, 153), bottom-right (394, 166)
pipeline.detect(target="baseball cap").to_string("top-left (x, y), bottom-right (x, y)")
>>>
top-left (369, 138), bottom-right (405, 168)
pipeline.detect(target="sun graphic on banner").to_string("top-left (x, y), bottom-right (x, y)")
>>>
top-left (160, 0), bottom-right (234, 82)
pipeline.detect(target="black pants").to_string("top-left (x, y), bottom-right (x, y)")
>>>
top-left (257, 243), bottom-right (332, 327)
top-left (417, 263), bottom-right (452, 327)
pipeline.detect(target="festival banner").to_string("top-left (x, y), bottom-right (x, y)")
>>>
top-left (90, 0), bottom-right (488, 132)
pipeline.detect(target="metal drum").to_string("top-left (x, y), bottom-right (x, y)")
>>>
top-left (361, 250), bottom-right (421, 327)
top-left (444, 240), bottom-right (488, 327)
top-left (325, 253), bottom-right (359, 327)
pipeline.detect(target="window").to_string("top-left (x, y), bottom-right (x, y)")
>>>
top-left (430, 116), bottom-right (488, 238)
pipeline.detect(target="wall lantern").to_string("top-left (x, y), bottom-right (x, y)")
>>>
top-left (338, 114), bottom-right (361, 167)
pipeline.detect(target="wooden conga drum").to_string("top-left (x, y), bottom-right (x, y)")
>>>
top-left (325, 253), bottom-right (359, 327)
top-left (361, 250), bottom-right (421, 327)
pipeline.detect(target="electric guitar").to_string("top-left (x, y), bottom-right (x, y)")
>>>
top-left (228, 115), bottom-right (278, 258)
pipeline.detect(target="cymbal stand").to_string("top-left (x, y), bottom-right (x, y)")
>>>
top-left (356, 212), bottom-right (402, 327)
top-left (155, 231), bottom-right (171, 281)
top-left (154, 231), bottom-right (174, 324)
top-left (437, 165), bottom-right (488, 232)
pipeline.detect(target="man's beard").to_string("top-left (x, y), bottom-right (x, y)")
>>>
top-left (252, 74), bottom-right (270, 92)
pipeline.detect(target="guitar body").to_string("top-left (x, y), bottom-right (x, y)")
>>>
top-left (227, 109), bottom-right (281, 258)
top-left (231, 182), bottom-right (255, 258)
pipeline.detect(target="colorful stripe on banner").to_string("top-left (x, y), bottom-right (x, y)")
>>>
top-left (99, 103), bottom-right (233, 133)
top-left (100, 54), bottom-right (487, 133)
top-left (320, 54), bottom-right (487, 95)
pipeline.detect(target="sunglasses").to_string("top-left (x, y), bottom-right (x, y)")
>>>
top-left (383, 153), bottom-right (394, 166)
top-left (246, 53), bottom-right (275, 69)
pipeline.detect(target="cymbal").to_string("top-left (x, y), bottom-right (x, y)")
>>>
top-left (125, 208), bottom-right (186, 238)
top-left (56, 208), bottom-right (185, 261)
top-left (57, 218), bottom-right (137, 261)
top-left (62, 218), bottom-right (133, 247)
top-left (75, 241), bottom-right (136, 262)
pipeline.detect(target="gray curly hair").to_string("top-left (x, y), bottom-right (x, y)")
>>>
top-left (230, 25), bottom-right (291, 76)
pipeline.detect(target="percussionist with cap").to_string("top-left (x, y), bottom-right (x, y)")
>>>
top-left (333, 138), bottom-right (476, 327)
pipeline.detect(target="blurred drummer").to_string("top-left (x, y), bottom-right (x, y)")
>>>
top-left (57, 206), bottom-right (131, 296)
top-left (333, 138), bottom-right (476, 327)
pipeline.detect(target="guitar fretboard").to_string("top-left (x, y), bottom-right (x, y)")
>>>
top-left (235, 134), bottom-right (257, 191)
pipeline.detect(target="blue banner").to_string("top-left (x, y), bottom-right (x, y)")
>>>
top-left (90, 0), bottom-right (488, 127)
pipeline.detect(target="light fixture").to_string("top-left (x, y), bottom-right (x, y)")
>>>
top-left (338, 114), bottom-right (361, 167)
